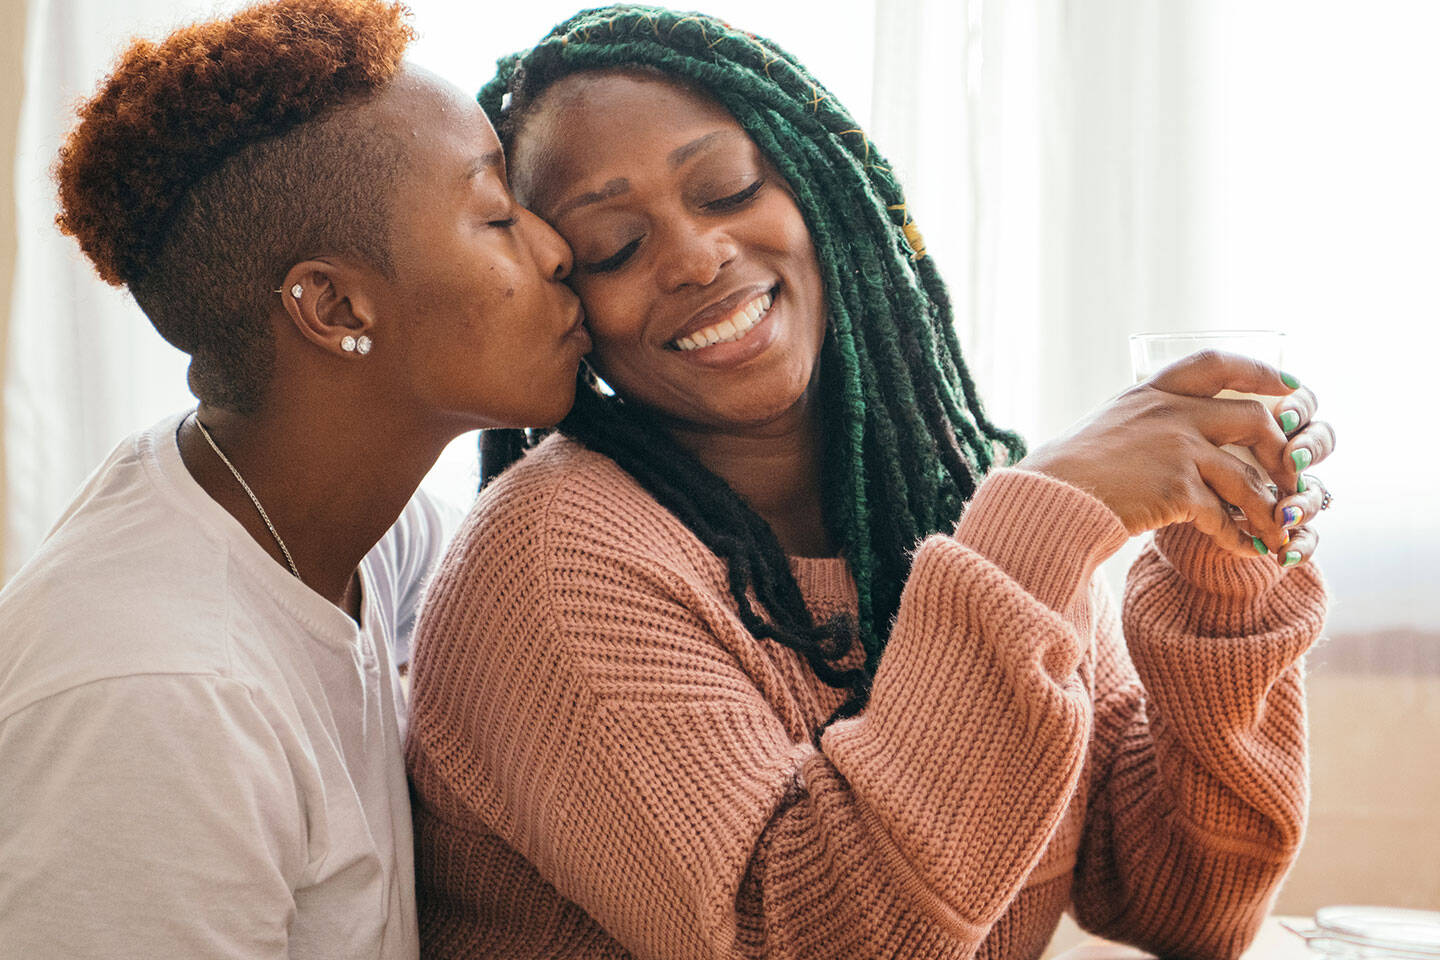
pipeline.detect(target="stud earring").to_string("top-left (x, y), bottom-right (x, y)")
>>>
top-left (290, 283), bottom-right (303, 299)
top-left (341, 336), bottom-right (357, 352)
top-left (356, 335), bottom-right (372, 355)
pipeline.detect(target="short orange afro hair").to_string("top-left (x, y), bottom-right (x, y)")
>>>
top-left (56, 0), bottom-right (414, 289)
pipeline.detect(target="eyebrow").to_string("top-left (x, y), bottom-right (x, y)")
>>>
top-left (549, 130), bottom-right (746, 220)
top-left (464, 150), bottom-right (506, 181)
top-left (551, 178), bottom-right (631, 220)
top-left (667, 130), bottom-right (733, 169)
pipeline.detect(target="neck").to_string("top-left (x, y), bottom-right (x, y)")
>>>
top-left (667, 398), bottom-right (833, 559)
top-left (179, 402), bottom-right (453, 615)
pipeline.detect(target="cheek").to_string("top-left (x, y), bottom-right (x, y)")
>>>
top-left (569, 279), bottom-right (646, 362)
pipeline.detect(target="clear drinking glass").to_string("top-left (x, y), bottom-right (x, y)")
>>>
top-left (1129, 329), bottom-right (1287, 471)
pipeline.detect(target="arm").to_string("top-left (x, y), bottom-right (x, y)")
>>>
top-left (1070, 523), bottom-right (1327, 959)
top-left (407, 466), bottom-right (1128, 960)
top-left (0, 675), bottom-right (305, 959)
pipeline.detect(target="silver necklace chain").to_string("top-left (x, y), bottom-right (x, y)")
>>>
top-left (192, 413), bottom-right (302, 579)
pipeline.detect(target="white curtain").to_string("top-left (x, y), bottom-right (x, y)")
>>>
top-left (873, 0), bottom-right (1440, 638)
top-left (6, 0), bottom-right (207, 578)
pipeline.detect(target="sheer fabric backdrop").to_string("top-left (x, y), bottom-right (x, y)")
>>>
top-left (7, 0), bottom-right (1437, 913)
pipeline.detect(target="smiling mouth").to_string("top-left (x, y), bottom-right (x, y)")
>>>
top-left (669, 290), bottom-right (775, 352)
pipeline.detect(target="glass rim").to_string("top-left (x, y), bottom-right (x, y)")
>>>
top-left (1130, 329), bottom-right (1286, 343)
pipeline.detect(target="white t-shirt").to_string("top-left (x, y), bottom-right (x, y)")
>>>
top-left (0, 413), bottom-right (455, 959)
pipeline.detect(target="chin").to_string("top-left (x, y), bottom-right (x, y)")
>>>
top-left (528, 381), bottom-right (580, 429)
top-left (707, 396), bottom-right (808, 431)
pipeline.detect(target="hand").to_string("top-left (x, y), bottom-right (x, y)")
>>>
top-left (1017, 350), bottom-right (1333, 559)
top-left (1267, 381), bottom-right (1336, 567)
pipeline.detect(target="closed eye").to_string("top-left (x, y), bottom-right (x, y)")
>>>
top-left (581, 237), bottom-right (642, 274)
top-left (488, 217), bottom-right (518, 228)
top-left (706, 179), bottom-right (764, 211)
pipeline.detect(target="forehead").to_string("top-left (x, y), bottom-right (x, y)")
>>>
top-left (370, 65), bottom-right (503, 175)
top-left (513, 72), bottom-right (748, 209)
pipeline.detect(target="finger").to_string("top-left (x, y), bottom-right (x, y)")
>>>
top-left (1276, 476), bottom-right (1326, 530)
top-left (1177, 394), bottom-right (1292, 478)
top-left (1274, 524), bottom-right (1319, 569)
top-left (1275, 384), bottom-right (1318, 437)
top-left (1178, 471), bottom-right (1263, 559)
top-left (1283, 420), bottom-right (1337, 488)
top-left (1148, 348), bottom-right (1300, 401)
top-left (1194, 448), bottom-right (1287, 552)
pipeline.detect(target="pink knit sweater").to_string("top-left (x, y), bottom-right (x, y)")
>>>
top-left (406, 436), bottom-right (1326, 960)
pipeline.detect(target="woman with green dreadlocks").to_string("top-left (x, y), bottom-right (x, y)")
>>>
top-left (406, 7), bottom-right (1333, 959)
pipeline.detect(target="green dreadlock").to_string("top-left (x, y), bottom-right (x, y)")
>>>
top-left (479, 4), bottom-right (1024, 721)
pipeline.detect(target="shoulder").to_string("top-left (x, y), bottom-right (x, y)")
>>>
top-left (0, 464), bottom-right (239, 723)
top-left (415, 435), bottom-right (729, 663)
top-left (455, 434), bottom-right (718, 581)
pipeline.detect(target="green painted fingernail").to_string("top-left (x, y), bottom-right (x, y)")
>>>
top-left (1279, 409), bottom-right (1300, 433)
top-left (1281, 371), bottom-right (1301, 390)
top-left (1296, 475), bottom-right (1308, 494)
top-left (1283, 550), bottom-right (1302, 567)
top-left (1252, 536), bottom-right (1268, 555)
top-left (1291, 448), bottom-right (1313, 471)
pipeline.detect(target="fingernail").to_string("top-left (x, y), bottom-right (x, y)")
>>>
top-left (1252, 536), bottom-right (1268, 555)
top-left (1291, 448), bottom-right (1313, 472)
top-left (1283, 550), bottom-right (1302, 567)
top-left (1281, 371), bottom-right (1301, 390)
top-left (1296, 475), bottom-right (1308, 494)
top-left (1279, 409), bottom-right (1300, 433)
top-left (1282, 505), bottom-right (1302, 527)
top-left (1280, 529), bottom-right (1291, 546)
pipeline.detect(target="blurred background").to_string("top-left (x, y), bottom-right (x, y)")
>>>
top-left (3, 0), bottom-right (1436, 942)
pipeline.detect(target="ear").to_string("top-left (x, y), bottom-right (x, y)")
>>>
top-left (277, 260), bottom-right (383, 358)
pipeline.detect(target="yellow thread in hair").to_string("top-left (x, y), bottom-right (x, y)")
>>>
top-left (888, 204), bottom-right (927, 259)
top-left (903, 221), bottom-right (927, 259)
top-left (672, 16), bottom-right (710, 45)
top-left (636, 11), bottom-right (660, 36)
top-left (808, 82), bottom-right (828, 112)
top-left (840, 129), bottom-right (871, 162)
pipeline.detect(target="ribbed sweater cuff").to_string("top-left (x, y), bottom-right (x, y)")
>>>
top-left (1152, 522), bottom-right (1285, 601)
top-left (954, 469), bottom-right (1130, 613)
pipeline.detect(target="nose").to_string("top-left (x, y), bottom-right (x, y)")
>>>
top-left (656, 217), bottom-right (737, 292)
top-left (522, 206), bottom-right (574, 281)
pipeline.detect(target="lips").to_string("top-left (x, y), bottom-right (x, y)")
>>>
top-left (565, 304), bottom-right (592, 351)
top-left (667, 284), bottom-right (778, 352)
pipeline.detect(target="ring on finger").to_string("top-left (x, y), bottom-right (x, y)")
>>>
top-left (1302, 475), bottom-right (1334, 511)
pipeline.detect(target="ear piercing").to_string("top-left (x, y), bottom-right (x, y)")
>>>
top-left (271, 283), bottom-right (370, 356)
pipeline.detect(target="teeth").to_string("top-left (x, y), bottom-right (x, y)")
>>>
top-left (672, 292), bottom-right (773, 352)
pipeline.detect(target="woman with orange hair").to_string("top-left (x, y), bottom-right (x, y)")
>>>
top-left (0, 1), bottom-right (588, 956)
